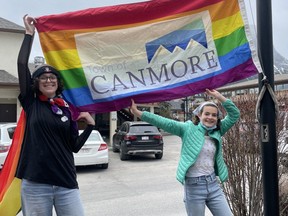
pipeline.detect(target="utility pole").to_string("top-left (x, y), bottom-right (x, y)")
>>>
top-left (185, 97), bottom-right (189, 120)
top-left (257, 0), bottom-right (279, 215)
top-left (182, 97), bottom-right (188, 121)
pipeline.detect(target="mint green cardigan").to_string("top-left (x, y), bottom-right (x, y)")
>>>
top-left (141, 99), bottom-right (240, 184)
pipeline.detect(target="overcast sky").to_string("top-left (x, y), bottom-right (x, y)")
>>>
top-left (1, 0), bottom-right (287, 61)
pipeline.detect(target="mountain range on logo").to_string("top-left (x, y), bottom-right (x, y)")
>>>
top-left (145, 18), bottom-right (208, 63)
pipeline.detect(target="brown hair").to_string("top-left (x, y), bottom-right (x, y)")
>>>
top-left (193, 104), bottom-right (221, 130)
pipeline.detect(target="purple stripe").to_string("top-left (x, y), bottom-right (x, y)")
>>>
top-left (73, 59), bottom-right (258, 113)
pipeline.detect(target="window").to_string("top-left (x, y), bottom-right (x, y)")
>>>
top-left (7, 127), bottom-right (16, 139)
top-left (129, 125), bottom-right (159, 133)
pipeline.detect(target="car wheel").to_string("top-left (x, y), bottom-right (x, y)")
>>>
top-left (112, 142), bottom-right (119, 152)
top-left (155, 152), bottom-right (163, 159)
top-left (101, 163), bottom-right (109, 169)
top-left (120, 144), bottom-right (128, 161)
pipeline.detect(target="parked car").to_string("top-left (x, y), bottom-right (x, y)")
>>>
top-left (112, 121), bottom-right (164, 160)
top-left (74, 130), bottom-right (109, 169)
top-left (0, 123), bottom-right (17, 169)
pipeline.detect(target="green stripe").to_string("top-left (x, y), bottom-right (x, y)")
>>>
top-left (58, 27), bottom-right (248, 90)
top-left (215, 27), bottom-right (248, 56)
top-left (59, 67), bottom-right (87, 89)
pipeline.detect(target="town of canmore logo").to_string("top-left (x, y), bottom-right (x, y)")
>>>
top-left (145, 18), bottom-right (208, 63)
top-left (76, 11), bottom-right (221, 101)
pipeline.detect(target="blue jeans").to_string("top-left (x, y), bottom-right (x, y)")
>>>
top-left (184, 173), bottom-right (232, 216)
top-left (21, 179), bottom-right (84, 216)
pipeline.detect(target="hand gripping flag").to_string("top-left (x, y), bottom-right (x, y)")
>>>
top-left (0, 110), bottom-right (26, 216)
top-left (35, 0), bottom-right (262, 113)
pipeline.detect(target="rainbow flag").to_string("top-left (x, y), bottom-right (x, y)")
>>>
top-left (0, 110), bottom-right (26, 216)
top-left (36, 0), bottom-right (261, 113)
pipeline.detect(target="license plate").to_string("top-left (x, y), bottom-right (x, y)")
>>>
top-left (80, 148), bottom-right (89, 153)
top-left (142, 136), bottom-right (149, 140)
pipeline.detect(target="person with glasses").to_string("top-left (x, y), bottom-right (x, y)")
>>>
top-left (129, 89), bottom-right (240, 216)
top-left (16, 14), bottom-right (95, 216)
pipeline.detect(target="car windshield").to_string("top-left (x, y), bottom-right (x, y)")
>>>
top-left (87, 133), bottom-right (102, 142)
top-left (7, 127), bottom-right (16, 139)
top-left (130, 125), bottom-right (159, 133)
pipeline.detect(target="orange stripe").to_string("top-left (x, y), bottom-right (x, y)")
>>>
top-left (39, 0), bottom-right (240, 53)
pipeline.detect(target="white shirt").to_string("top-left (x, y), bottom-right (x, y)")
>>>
top-left (186, 136), bottom-right (216, 177)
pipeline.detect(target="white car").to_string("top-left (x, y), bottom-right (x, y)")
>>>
top-left (0, 123), bottom-right (17, 169)
top-left (74, 130), bottom-right (109, 169)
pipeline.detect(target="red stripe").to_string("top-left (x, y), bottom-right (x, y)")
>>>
top-left (36, 0), bottom-right (222, 32)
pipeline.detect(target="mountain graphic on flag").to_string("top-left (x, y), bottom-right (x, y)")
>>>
top-left (145, 18), bottom-right (207, 63)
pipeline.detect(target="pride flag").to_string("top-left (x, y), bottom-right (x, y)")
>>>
top-left (0, 110), bottom-right (26, 216)
top-left (36, 0), bottom-right (261, 113)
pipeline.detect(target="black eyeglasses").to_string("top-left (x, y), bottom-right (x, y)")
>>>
top-left (39, 74), bottom-right (57, 82)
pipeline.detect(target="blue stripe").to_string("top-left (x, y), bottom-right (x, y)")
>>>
top-left (63, 43), bottom-right (252, 107)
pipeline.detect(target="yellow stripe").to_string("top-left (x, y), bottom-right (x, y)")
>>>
top-left (212, 11), bottom-right (244, 40)
top-left (0, 178), bottom-right (21, 216)
top-left (44, 49), bottom-right (81, 71)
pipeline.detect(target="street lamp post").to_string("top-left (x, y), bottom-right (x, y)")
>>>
top-left (181, 97), bottom-right (188, 121)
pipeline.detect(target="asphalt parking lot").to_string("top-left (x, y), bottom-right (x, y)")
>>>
top-left (77, 134), bottom-right (212, 216)
top-left (77, 134), bottom-right (187, 216)
top-left (17, 134), bottom-right (213, 216)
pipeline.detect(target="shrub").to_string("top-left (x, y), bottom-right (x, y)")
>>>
top-left (221, 93), bottom-right (288, 215)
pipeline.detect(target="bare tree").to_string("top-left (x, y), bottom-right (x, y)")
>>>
top-left (220, 93), bottom-right (288, 215)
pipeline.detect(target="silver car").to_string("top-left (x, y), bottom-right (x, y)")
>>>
top-left (0, 123), bottom-right (17, 169)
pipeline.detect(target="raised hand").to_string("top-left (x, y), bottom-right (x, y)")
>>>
top-left (23, 14), bottom-right (36, 35)
top-left (205, 89), bottom-right (226, 102)
top-left (129, 99), bottom-right (142, 118)
top-left (77, 112), bottom-right (95, 125)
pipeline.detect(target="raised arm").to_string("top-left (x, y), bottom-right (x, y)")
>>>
top-left (70, 112), bottom-right (96, 153)
top-left (205, 89), bottom-right (241, 134)
top-left (129, 99), bottom-right (187, 137)
top-left (17, 15), bottom-right (36, 97)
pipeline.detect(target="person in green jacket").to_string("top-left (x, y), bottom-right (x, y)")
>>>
top-left (130, 89), bottom-right (240, 216)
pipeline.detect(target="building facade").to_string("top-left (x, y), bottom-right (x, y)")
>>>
top-left (0, 17), bottom-right (25, 122)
